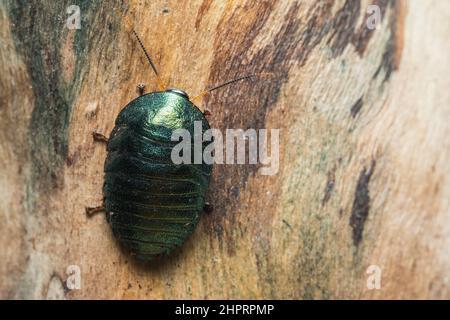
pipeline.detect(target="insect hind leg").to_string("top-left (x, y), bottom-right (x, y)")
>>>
top-left (92, 131), bottom-right (108, 144)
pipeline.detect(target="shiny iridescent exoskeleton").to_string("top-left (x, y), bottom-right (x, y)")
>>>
top-left (103, 90), bottom-right (212, 261)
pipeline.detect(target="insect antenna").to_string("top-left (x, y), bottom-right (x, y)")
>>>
top-left (191, 73), bottom-right (272, 104)
top-left (132, 29), bottom-right (166, 91)
top-left (207, 75), bottom-right (255, 93)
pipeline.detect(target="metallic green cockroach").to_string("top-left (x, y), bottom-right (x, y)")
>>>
top-left (103, 90), bottom-right (212, 261)
top-left (86, 30), bottom-right (252, 261)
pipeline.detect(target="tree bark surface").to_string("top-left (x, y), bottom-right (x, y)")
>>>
top-left (0, 0), bottom-right (449, 299)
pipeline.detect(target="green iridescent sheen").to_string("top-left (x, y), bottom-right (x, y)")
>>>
top-left (103, 91), bottom-right (212, 261)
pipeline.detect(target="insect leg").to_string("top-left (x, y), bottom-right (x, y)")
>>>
top-left (137, 83), bottom-right (146, 96)
top-left (92, 131), bottom-right (108, 144)
top-left (85, 205), bottom-right (105, 217)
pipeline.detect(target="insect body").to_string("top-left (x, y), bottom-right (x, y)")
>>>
top-left (104, 89), bottom-right (211, 261)
top-left (87, 29), bottom-right (253, 262)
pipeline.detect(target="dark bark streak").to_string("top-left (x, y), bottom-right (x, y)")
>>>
top-left (327, 0), bottom-right (361, 57)
top-left (205, 2), bottom-right (305, 256)
top-left (206, 1), bottom-right (402, 249)
top-left (350, 96), bottom-right (364, 118)
top-left (349, 160), bottom-right (376, 246)
top-left (8, 1), bottom-right (72, 191)
top-left (322, 166), bottom-right (336, 206)
top-left (7, 1), bottom-right (124, 193)
top-left (373, 27), bottom-right (397, 82)
top-left (373, 0), bottom-right (404, 83)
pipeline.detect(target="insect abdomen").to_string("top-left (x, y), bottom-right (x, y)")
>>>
top-left (103, 93), bottom-right (211, 261)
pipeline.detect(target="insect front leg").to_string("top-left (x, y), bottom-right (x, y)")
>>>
top-left (92, 131), bottom-right (108, 144)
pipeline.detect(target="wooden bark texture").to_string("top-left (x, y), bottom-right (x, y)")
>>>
top-left (0, 0), bottom-right (449, 299)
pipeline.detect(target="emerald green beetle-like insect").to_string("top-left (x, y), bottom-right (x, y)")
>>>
top-left (86, 30), bottom-right (253, 261)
